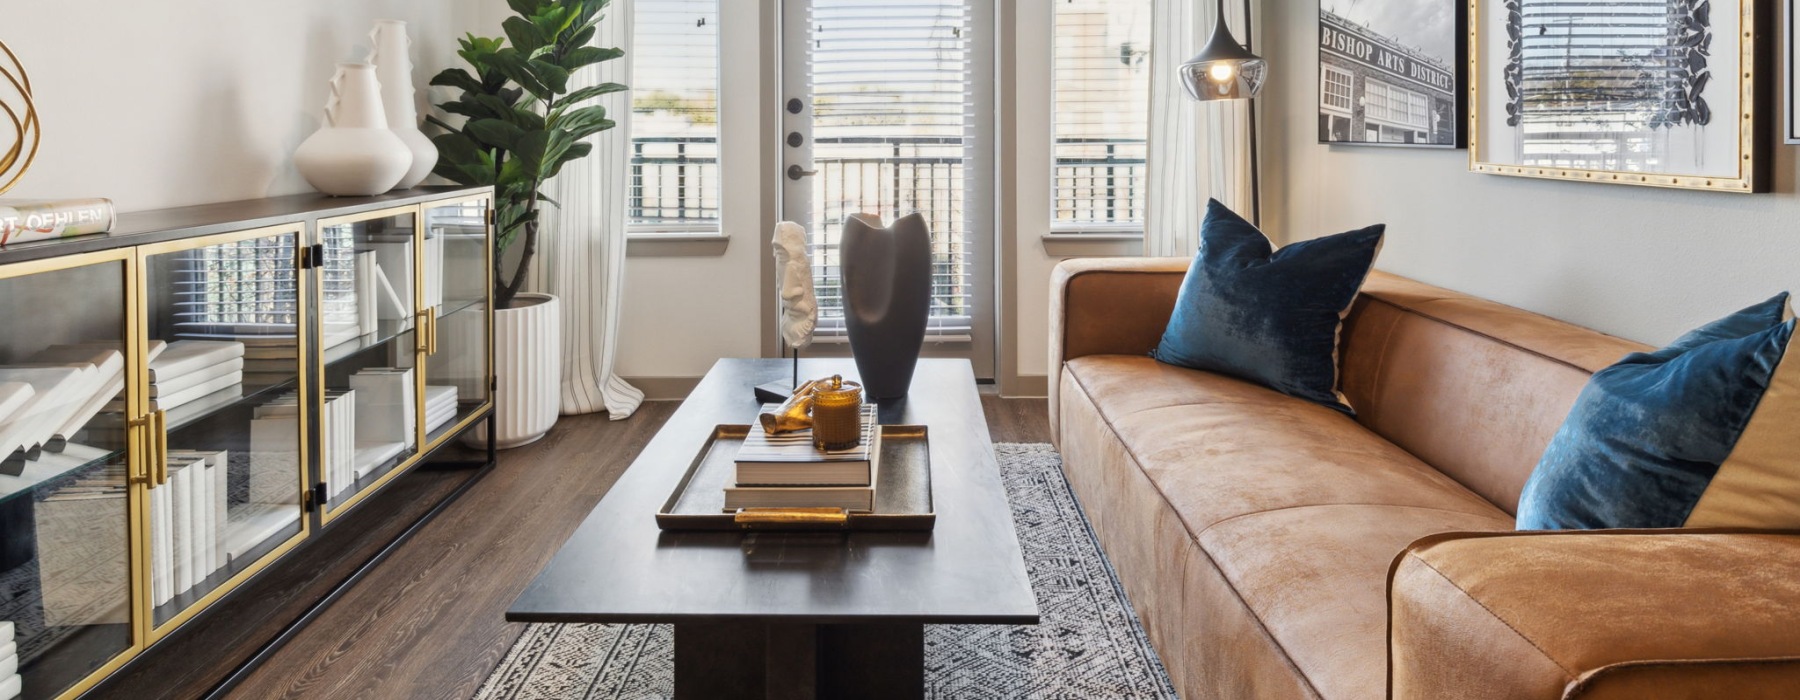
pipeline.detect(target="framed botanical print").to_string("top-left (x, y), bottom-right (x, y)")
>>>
top-left (1318, 0), bottom-right (1467, 147)
top-left (1470, 0), bottom-right (1772, 192)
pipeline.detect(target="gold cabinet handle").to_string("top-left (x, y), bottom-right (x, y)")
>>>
top-left (153, 410), bottom-right (169, 485)
top-left (416, 310), bottom-right (431, 353)
top-left (128, 415), bottom-right (152, 485)
top-left (426, 311), bottom-right (438, 355)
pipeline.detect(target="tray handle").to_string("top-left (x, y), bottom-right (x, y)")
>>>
top-left (734, 507), bottom-right (850, 529)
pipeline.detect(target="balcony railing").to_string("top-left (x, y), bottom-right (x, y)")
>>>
top-left (628, 135), bottom-right (1147, 231)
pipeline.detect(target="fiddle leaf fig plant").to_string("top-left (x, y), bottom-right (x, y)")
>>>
top-left (427, 0), bottom-right (626, 309)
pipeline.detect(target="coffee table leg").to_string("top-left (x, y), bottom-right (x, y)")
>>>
top-left (673, 623), bottom-right (923, 699)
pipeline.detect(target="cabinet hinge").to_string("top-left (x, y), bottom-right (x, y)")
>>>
top-left (308, 482), bottom-right (327, 512)
top-left (299, 243), bottom-right (326, 269)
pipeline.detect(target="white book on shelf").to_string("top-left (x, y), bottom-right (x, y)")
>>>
top-left (0, 619), bottom-right (11, 643)
top-left (54, 370), bottom-right (123, 440)
top-left (0, 382), bottom-right (31, 425)
top-left (197, 453), bottom-right (217, 580)
top-left (249, 415), bottom-right (300, 508)
top-left (368, 241), bottom-right (415, 320)
top-left (351, 368), bottom-right (415, 449)
top-left (212, 451), bottom-right (229, 572)
top-left (423, 234), bottom-right (444, 310)
top-left (338, 392), bottom-right (356, 497)
top-left (149, 341), bottom-right (246, 383)
top-left (152, 357), bottom-right (245, 397)
top-left (1, 671), bottom-right (18, 700)
top-left (224, 504), bottom-right (302, 563)
top-left (353, 441), bottom-right (406, 480)
top-left (152, 476), bottom-right (170, 607)
top-left (29, 348), bottom-right (124, 440)
top-left (161, 385), bottom-right (242, 428)
top-left (0, 366), bottom-right (91, 454)
top-left (170, 458), bottom-right (193, 595)
top-left (356, 250), bottom-right (380, 336)
top-left (152, 372), bottom-right (243, 412)
top-left (0, 654), bottom-right (13, 680)
top-left (27, 346), bottom-right (123, 382)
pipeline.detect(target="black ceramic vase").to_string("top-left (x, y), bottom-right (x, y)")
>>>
top-left (840, 212), bottom-right (931, 400)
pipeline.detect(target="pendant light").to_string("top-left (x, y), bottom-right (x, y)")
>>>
top-left (1178, 0), bottom-right (1266, 101)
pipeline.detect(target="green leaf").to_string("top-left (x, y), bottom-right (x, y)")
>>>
top-left (560, 46), bottom-right (623, 72)
top-left (487, 50), bottom-right (551, 101)
top-left (428, 68), bottom-right (484, 94)
top-left (467, 118), bottom-right (526, 149)
top-left (567, 25), bottom-right (597, 50)
top-left (502, 16), bottom-right (548, 55)
top-left (550, 105), bottom-right (612, 138)
top-left (529, 59), bottom-right (571, 95)
top-left (506, 0), bottom-right (544, 17)
top-left (512, 130), bottom-right (552, 176)
top-left (558, 82), bottom-right (627, 107)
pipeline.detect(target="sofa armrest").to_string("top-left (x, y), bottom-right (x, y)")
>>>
top-left (1047, 257), bottom-right (1189, 445)
top-left (1389, 530), bottom-right (1800, 700)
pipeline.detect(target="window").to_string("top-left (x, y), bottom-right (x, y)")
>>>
top-left (1364, 79), bottom-right (1428, 130)
top-left (630, 0), bottom-right (720, 232)
top-left (175, 235), bottom-right (301, 341)
top-left (1321, 65), bottom-right (1354, 114)
top-left (1051, 0), bottom-right (1151, 231)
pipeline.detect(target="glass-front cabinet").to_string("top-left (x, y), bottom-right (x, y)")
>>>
top-left (422, 198), bottom-right (492, 447)
top-left (137, 226), bottom-right (310, 637)
top-left (0, 250), bottom-right (141, 699)
top-left (0, 187), bottom-right (492, 698)
top-left (316, 207), bottom-right (424, 523)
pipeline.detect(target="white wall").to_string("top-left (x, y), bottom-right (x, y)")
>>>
top-left (1, 1), bottom-right (486, 211)
top-left (1260, 0), bottom-right (1800, 345)
top-left (613, 0), bottom-right (766, 380)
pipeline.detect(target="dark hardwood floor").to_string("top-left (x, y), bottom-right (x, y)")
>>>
top-left (220, 395), bottom-right (1049, 699)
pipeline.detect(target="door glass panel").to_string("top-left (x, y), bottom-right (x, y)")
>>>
top-left (319, 213), bottom-right (420, 514)
top-left (143, 231), bottom-right (305, 627)
top-left (423, 202), bottom-right (490, 444)
top-left (0, 260), bottom-right (134, 698)
top-left (780, 0), bottom-right (996, 374)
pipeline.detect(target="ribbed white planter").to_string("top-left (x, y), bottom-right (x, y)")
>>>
top-left (470, 293), bottom-right (561, 449)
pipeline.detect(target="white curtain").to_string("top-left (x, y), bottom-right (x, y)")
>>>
top-left (1145, 0), bottom-right (1259, 257)
top-left (529, 0), bottom-right (645, 420)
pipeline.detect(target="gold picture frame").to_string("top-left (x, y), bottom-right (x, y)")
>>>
top-left (1468, 0), bottom-right (1772, 192)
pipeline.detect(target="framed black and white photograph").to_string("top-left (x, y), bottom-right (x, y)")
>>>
top-left (1318, 0), bottom-right (1467, 147)
top-left (1472, 0), bottom-right (1771, 192)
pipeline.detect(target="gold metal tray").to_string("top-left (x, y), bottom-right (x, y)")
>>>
top-left (656, 424), bottom-right (935, 532)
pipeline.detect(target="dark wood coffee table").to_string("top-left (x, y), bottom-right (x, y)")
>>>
top-left (507, 358), bottom-right (1039, 699)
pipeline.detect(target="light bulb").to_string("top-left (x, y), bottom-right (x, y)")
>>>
top-left (1208, 63), bottom-right (1236, 83)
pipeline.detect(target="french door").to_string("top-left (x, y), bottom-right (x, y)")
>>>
top-left (778, 0), bottom-right (996, 378)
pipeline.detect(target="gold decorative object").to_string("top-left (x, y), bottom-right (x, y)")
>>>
top-left (810, 376), bottom-right (863, 451)
top-left (0, 41), bottom-right (39, 197)
top-left (759, 377), bottom-right (822, 435)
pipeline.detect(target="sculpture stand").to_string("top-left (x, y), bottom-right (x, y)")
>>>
top-left (754, 347), bottom-right (802, 404)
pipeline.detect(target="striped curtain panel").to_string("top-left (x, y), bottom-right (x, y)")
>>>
top-left (529, 0), bottom-right (645, 420)
top-left (1145, 0), bottom-right (1258, 257)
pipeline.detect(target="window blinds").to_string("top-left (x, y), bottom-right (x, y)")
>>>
top-left (1052, 0), bottom-right (1151, 230)
top-left (630, 0), bottom-right (721, 230)
top-left (805, 0), bottom-right (975, 340)
top-left (172, 235), bottom-right (300, 339)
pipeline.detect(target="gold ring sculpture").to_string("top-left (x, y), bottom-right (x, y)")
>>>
top-left (1, 40), bottom-right (40, 197)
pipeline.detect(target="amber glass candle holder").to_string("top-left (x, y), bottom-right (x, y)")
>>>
top-left (811, 377), bottom-right (863, 451)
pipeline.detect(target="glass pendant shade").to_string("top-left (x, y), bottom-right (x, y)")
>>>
top-left (1178, 9), bottom-right (1266, 101)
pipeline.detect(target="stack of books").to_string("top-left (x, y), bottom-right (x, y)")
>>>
top-left (0, 342), bottom-right (137, 470)
top-left (424, 385), bottom-right (459, 434)
top-left (148, 341), bottom-right (245, 415)
top-left (727, 405), bottom-right (881, 512)
top-left (239, 337), bottom-right (302, 388)
top-left (1, 620), bottom-right (17, 699)
top-left (149, 450), bottom-right (229, 608)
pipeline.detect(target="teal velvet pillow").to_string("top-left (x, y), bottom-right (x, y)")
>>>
top-left (1517, 294), bottom-right (1800, 530)
top-left (1150, 200), bottom-right (1384, 414)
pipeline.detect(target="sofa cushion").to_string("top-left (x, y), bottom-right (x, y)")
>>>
top-left (1199, 505), bottom-right (1513, 700)
top-left (1151, 199), bottom-right (1384, 414)
top-left (1519, 294), bottom-right (1800, 529)
top-left (1066, 355), bottom-right (1506, 534)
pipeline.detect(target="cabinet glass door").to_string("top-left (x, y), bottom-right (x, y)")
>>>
top-left (317, 207), bottom-right (423, 521)
top-left (422, 199), bottom-right (492, 447)
top-left (139, 226), bottom-right (309, 634)
top-left (0, 251), bottom-right (140, 699)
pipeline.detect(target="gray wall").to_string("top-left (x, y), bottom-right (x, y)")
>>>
top-left (1261, 0), bottom-right (1800, 345)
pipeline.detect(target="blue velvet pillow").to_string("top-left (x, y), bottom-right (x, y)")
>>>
top-left (1151, 199), bottom-right (1384, 414)
top-left (1518, 294), bottom-right (1800, 530)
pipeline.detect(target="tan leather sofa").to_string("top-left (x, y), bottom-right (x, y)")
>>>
top-left (1048, 258), bottom-right (1800, 699)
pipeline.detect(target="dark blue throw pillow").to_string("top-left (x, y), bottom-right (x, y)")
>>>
top-left (1517, 294), bottom-right (1800, 530)
top-left (1151, 199), bottom-right (1384, 414)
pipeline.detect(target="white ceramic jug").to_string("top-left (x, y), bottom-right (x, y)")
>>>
top-left (294, 63), bottom-right (411, 196)
top-left (368, 19), bottom-right (437, 189)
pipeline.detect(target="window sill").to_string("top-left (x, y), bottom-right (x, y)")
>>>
top-left (626, 231), bottom-right (731, 258)
top-left (1041, 231), bottom-right (1144, 258)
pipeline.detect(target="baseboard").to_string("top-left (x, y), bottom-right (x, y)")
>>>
top-left (629, 376), bottom-right (703, 401)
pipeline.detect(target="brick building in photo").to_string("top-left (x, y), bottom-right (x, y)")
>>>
top-left (1318, 9), bottom-right (1456, 145)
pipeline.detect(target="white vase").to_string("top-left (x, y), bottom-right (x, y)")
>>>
top-left (467, 293), bottom-right (562, 449)
top-left (368, 19), bottom-right (437, 190)
top-left (295, 63), bottom-right (411, 196)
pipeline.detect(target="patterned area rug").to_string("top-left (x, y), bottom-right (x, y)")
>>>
top-left (476, 443), bottom-right (1176, 699)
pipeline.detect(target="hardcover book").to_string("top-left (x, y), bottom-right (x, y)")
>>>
top-left (0, 198), bottom-right (115, 246)
top-left (734, 404), bottom-right (879, 486)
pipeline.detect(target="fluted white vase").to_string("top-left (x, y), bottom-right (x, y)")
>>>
top-left (294, 63), bottom-right (411, 196)
top-left (368, 19), bottom-right (437, 190)
top-left (467, 293), bottom-right (562, 449)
